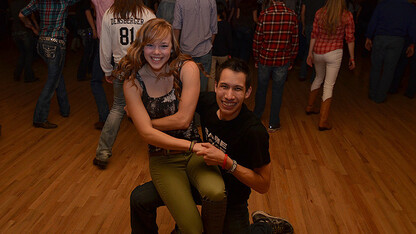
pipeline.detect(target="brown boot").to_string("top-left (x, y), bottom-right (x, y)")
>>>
top-left (318, 98), bottom-right (332, 131)
top-left (305, 89), bottom-right (320, 115)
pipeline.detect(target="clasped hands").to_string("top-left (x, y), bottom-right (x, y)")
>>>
top-left (193, 143), bottom-right (226, 167)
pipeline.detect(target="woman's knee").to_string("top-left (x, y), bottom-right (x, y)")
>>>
top-left (200, 184), bottom-right (226, 202)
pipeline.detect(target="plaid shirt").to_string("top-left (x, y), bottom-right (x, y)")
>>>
top-left (21, 0), bottom-right (80, 39)
top-left (311, 8), bottom-right (355, 54)
top-left (253, 1), bottom-right (299, 67)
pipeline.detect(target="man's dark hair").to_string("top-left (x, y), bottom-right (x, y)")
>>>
top-left (216, 58), bottom-right (251, 89)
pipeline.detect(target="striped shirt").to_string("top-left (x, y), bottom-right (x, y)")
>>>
top-left (21, 0), bottom-right (79, 40)
top-left (253, 1), bottom-right (299, 67)
top-left (311, 8), bottom-right (355, 54)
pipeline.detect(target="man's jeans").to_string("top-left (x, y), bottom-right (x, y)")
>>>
top-left (96, 79), bottom-right (125, 161)
top-left (130, 181), bottom-right (272, 234)
top-left (33, 39), bottom-right (70, 123)
top-left (91, 40), bottom-right (109, 122)
top-left (12, 31), bottom-right (35, 81)
top-left (369, 35), bottom-right (405, 103)
top-left (193, 50), bottom-right (212, 92)
top-left (77, 28), bottom-right (94, 80)
top-left (254, 63), bottom-right (289, 127)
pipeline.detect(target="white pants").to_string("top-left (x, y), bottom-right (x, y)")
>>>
top-left (311, 49), bottom-right (343, 101)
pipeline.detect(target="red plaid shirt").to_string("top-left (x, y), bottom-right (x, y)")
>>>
top-left (253, 1), bottom-right (299, 67)
top-left (311, 9), bottom-right (355, 54)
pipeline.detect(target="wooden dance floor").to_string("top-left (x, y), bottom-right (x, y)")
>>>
top-left (0, 37), bottom-right (415, 233)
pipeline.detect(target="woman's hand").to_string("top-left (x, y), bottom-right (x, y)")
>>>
top-left (306, 54), bottom-right (314, 67)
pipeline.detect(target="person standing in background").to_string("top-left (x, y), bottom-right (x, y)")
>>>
top-left (252, 0), bottom-right (299, 132)
top-left (10, 0), bottom-right (39, 83)
top-left (365, 0), bottom-right (416, 103)
top-left (306, 0), bottom-right (355, 131)
top-left (20, 0), bottom-right (80, 129)
top-left (90, 0), bottom-right (113, 130)
top-left (93, 0), bottom-right (155, 169)
top-left (173, 0), bottom-right (217, 92)
top-left (208, 1), bottom-right (232, 92)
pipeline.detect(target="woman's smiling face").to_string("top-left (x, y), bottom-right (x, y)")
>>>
top-left (143, 34), bottom-right (172, 74)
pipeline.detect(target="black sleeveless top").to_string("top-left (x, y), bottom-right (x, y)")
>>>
top-left (135, 71), bottom-right (200, 153)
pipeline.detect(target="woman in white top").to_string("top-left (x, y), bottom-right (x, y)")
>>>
top-left (94, 0), bottom-right (155, 169)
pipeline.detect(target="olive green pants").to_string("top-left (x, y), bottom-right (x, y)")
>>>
top-left (149, 152), bottom-right (226, 234)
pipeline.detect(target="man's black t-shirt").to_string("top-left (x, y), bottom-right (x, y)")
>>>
top-left (196, 92), bottom-right (271, 206)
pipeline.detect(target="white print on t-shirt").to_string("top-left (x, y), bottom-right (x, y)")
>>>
top-left (111, 18), bottom-right (145, 25)
top-left (205, 127), bottom-right (227, 152)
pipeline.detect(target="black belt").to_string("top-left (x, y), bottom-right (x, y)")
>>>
top-left (149, 149), bottom-right (189, 157)
top-left (39, 36), bottom-right (66, 46)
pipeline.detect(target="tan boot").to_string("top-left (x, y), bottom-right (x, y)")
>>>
top-left (318, 98), bottom-right (332, 131)
top-left (305, 89), bottom-right (320, 115)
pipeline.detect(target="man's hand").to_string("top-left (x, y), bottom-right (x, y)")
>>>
top-left (92, 28), bottom-right (98, 39)
top-left (255, 63), bottom-right (259, 69)
top-left (406, 45), bottom-right (414, 58)
top-left (195, 143), bottom-right (225, 166)
top-left (365, 38), bottom-right (372, 51)
top-left (105, 75), bottom-right (113, 83)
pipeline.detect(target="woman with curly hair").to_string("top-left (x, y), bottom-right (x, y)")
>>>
top-left (116, 18), bottom-right (226, 234)
top-left (306, 0), bottom-right (355, 131)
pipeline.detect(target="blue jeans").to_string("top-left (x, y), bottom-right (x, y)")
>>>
top-left (300, 25), bottom-right (315, 81)
top-left (130, 181), bottom-right (272, 234)
top-left (193, 50), bottom-right (212, 92)
top-left (77, 28), bottom-right (94, 80)
top-left (369, 35), bottom-right (405, 103)
top-left (13, 31), bottom-right (35, 81)
top-left (254, 63), bottom-right (289, 127)
top-left (91, 40), bottom-right (109, 122)
top-left (96, 79), bottom-right (125, 160)
top-left (33, 39), bottom-right (70, 123)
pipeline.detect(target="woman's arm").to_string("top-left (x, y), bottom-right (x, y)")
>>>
top-left (124, 80), bottom-right (193, 151)
top-left (307, 38), bottom-right (316, 67)
top-left (151, 61), bottom-right (200, 131)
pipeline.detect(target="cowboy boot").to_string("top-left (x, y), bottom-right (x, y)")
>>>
top-left (305, 89), bottom-right (320, 115)
top-left (318, 98), bottom-right (332, 131)
top-left (201, 197), bottom-right (227, 234)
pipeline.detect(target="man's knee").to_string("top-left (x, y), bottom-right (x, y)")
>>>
top-left (130, 181), bottom-right (163, 212)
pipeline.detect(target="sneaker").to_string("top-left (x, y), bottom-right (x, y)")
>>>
top-left (252, 211), bottom-right (294, 234)
top-left (268, 123), bottom-right (281, 133)
top-left (93, 158), bottom-right (108, 170)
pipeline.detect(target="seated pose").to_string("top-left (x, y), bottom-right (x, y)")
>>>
top-left (130, 59), bottom-right (295, 234)
top-left (116, 19), bottom-right (226, 234)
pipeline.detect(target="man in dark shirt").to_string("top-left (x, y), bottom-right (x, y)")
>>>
top-left (365, 0), bottom-right (416, 103)
top-left (19, 0), bottom-right (80, 128)
top-left (130, 59), bottom-right (294, 234)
